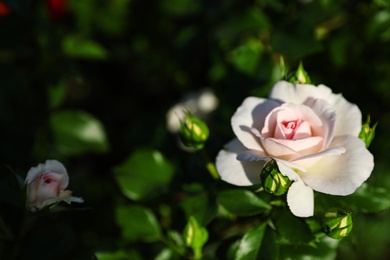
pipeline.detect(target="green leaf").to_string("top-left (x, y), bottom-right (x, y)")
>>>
top-left (366, 10), bottom-right (390, 41)
top-left (373, 0), bottom-right (390, 7)
top-left (216, 9), bottom-right (269, 42)
top-left (154, 247), bottom-right (182, 260)
top-left (94, 0), bottom-right (131, 36)
top-left (50, 110), bottom-right (110, 156)
top-left (47, 82), bottom-right (66, 109)
top-left (316, 184), bottom-right (390, 214)
top-left (272, 208), bottom-right (315, 245)
top-left (217, 189), bottom-right (271, 217)
top-left (62, 35), bottom-right (108, 59)
top-left (227, 38), bottom-right (263, 75)
top-left (258, 226), bottom-right (279, 260)
top-left (270, 32), bottom-right (322, 59)
top-left (116, 204), bottom-right (161, 242)
top-left (96, 250), bottom-right (142, 260)
top-left (167, 230), bottom-right (186, 249)
top-left (235, 222), bottom-right (267, 260)
top-left (113, 149), bottom-right (175, 201)
top-left (161, 0), bottom-right (200, 16)
top-left (280, 236), bottom-right (339, 260)
top-left (183, 216), bottom-right (208, 249)
top-left (341, 184), bottom-right (390, 213)
top-left (180, 189), bottom-right (217, 226)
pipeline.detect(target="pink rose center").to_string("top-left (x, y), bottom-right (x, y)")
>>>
top-left (36, 172), bottom-right (62, 199)
top-left (281, 120), bottom-right (302, 139)
top-left (257, 103), bottom-right (327, 160)
top-left (43, 175), bottom-right (56, 184)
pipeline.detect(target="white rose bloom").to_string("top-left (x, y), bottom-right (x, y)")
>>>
top-left (215, 81), bottom-right (374, 217)
top-left (25, 160), bottom-right (84, 212)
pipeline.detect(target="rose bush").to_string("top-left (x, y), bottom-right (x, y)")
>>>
top-left (25, 160), bottom-right (84, 212)
top-left (216, 81), bottom-right (374, 217)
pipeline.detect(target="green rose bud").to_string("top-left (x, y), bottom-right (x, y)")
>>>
top-left (322, 208), bottom-right (353, 239)
top-left (359, 115), bottom-right (377, 148)
top-left (288, 61), bottom-right (312, 84)
top-left (179, 110), bottom-right (209, 150)
top-left (260, 159), bottom-right (292, 196)
top-left (183, 216), bottom-right (208, 259)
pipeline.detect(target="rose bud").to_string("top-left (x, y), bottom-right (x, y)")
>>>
top-left (322, 208), bottom-right (353, 239)
top-left (179, 110), bottom-right (210, 150)
top-left (288, 61), bottom-right (312, 84)
top-left (260, 159), bottom-right (292, 196)
top-left (359, 115), bottom-right (377, 148)
top-left (25, 160), bottom-right (84, 212)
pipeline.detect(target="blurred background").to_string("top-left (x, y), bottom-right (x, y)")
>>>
top-left (0, 0), bottom-right (390, 259)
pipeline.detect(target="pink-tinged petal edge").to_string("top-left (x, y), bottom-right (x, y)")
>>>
top-left (26, 160), bottom-right (68, 185)
top-left (303, 98), bottom-right (336, 149)
top-left (231, 97), bottom-right (280, 151)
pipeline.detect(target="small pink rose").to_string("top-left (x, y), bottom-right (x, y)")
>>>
top-left (25, 160), bottom-right (83, 212)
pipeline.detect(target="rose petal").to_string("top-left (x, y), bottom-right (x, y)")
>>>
top-left (231, 97), bottom-right (280, 150)
top-left (43, 160), bottom-right (67, 175)
top-left (292, 146), bottom-right (346, 167)
top-left (26, 160), bottom-right (69, 188)
top-left (287, 181), bottom-right (314, 217)
top-left (215, 139), bottom-right (264, 186)
top-left (269, 81), bottom-right (361, 136)
top-left (292, 120), bottom-right (312, 139)
top-left (249, 128), bottom-right (300, 160)
top-left (236, 150), bottom-right (269, 161)
top-left (331, 93), bottom-right (362, 137)
top-left (263, 136), bottom-right (324, 158)
top-left (303, 98), bottom-right (336, 148)
top-left (236, 151), bottom-right (306, 175)
top-left (26, 163), bottom-right (46, 184)
top-left (35, 197), bottom-right (63, 211)
top-left (59, 190), bottom-right (84, 204)
top-left (262, 107), bottom-right (280, 138)
top-left (270, 81), bottom-right (333, 104)
top-left (36, 180), bottom-right (61, 202)
top-left (300, 136), bottom-right (374, 195)
top-left (275, 161), bottom-right (300, 181)
top-left (280, 104), bottom-right (323, 138)
top-left (263, 103), bottom-right (323, 139)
